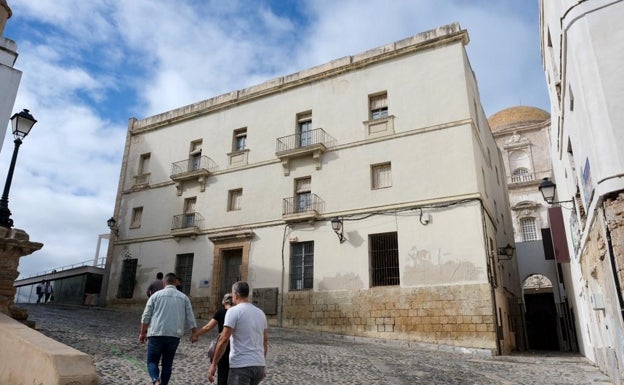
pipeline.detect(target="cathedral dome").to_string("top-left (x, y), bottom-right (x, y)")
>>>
top-left (488, 106), bottom-right (550, 132)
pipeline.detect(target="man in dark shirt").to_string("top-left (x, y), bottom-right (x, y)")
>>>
top-left (146, 272), bottom-right (164, 297)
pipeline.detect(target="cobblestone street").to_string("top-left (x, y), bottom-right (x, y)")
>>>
top-left (21, 303), bottom-right (613, 385)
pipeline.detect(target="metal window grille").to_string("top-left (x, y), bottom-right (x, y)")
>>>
top-left (521, 218), bottom-right (539, 241)
top-left (290, 241), bottom-right (314, 290)
top-left (175, 253), bottom-right (194, 295)
top-left (369, 232), bottom-right (399, 287)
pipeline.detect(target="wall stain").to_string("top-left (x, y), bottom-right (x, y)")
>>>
top-left (402, 246), bottom-right (484, 285)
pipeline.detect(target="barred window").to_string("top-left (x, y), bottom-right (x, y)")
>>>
top-left (370, 232), bottom-right (399, 287)
top-left (175, 253), bottom-right (194, 295)
top-left (521, 217), bottom-right (539, 241)
top-left (290, 241), bottom-right (314, 291)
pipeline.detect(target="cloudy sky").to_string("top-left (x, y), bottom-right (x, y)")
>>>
top-left (3, 0), bottom-right (549, 279)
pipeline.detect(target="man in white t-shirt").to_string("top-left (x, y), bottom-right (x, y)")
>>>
top-left (208, 281), bottom-right (268, 385)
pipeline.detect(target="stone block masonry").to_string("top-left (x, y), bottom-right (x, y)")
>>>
top-left (278, 283), bottom-right (497, 352)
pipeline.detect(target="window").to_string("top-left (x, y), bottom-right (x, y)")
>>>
top-left (183, 197), bottom-right (196, 227)
top-left (130, 207), bottom-right (143, 228)
top-left (297, 112), bottom-right (312, 147)
top-left (189, 140), bottom-right (202, 171)
top-left (511, 167), bottom-right (532, 183)
top-left (290, 241), bottom-right (314, 290)
top-left (495, 165), bottom-right (500, 185)
top-left (521, 218), bottom-right (538, 241)
top-left (371, 163), bottom-right (391, 189)
top-left (295, 177), bottom-right (311, 212)
top-left (482, 168), bottom-right (487, 196)
top-left (228, 189), bottom-right (243, 211)
top-left (370, 93), bottom-right (388, 120)
top-left (369, 232), bottom-right (399, 287)
top-left (175, 253), bottom-right (194, 295)
top-left (134, 153), bottom-right (151, 185)
top-left (233, 128), bottom-right (247, 152)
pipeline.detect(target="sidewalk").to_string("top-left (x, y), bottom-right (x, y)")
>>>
top-left (21, 303), bottom-right (613, 385)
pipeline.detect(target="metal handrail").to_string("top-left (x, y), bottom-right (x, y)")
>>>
top-left (170, 156), bottom-right (218, 176)
top-left (282, 194), bottom-right (324, 215)
top-left (23, 257), bottom-right (107, 279)
top-left (171, 212), bottom-right (205, 230)
top-left (276, 128), bottom-right (331, 153)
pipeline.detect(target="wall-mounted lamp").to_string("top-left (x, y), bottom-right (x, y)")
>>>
top-left (330, 217), bottom-right (345, 243)
top-left (497, 243), bottom-right (515, 260)
top-left (538, 178), bottom-right (574, 205)
top-left (107, 217), bottom-right (119, 237)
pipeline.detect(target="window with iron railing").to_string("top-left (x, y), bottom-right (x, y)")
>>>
top-left (290, 241), bottom-right (314, 291)
top-left (511, 167), bottom-right (533, 183)
top-left (370, 232), bottom-right (399, 287)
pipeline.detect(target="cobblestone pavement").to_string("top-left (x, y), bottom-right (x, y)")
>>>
top-left (21, 303), bottom-right (613, 385)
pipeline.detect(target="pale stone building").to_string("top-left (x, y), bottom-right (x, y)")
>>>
top-left (540, 0), bottom-right (624, 382)
top-left (0, 0), bottom-right (21, 152)
top-left (104, 23), bottom-right (520, 354)
top-left (490, 106), bottom-right (579, 352)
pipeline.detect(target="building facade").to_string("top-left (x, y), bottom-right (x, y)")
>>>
top-left (490, 106), bottom-right (579, 352)
top-left (0, 0), bottom-right (21, 152)
top-left (540, 0), bottom-right (624, 382)
top-left (105, 23), bottom-right (520, 354)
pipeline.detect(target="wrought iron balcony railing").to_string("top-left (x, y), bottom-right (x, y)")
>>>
top-left (276, 128), bottom-right (331, 154)
top-left (170, 156), bottom-right (218, 178)
top-left (282, 194), bottom-right (324, 216)
top-left (171, 212), bottom-right (204, 231)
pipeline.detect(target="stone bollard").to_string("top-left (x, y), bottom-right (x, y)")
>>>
top-left (0, 226), bottom-right (43, 321)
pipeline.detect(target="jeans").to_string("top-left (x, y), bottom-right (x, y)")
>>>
top-left (228, 366), bottom-right (265, 385)
top-left (147, 336), bottom-right (180, 385)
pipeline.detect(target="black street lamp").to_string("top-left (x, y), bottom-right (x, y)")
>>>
top-left (538, 177), bottom-right (574, 205)
top-left (0, 109), bottom-right (37, 228)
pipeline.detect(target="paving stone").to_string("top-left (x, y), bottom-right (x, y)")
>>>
top-left (21, 303), bottom-right (614, 385)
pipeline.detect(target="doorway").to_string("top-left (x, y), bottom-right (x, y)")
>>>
top-left (220, 249), bottom-right (242, 300)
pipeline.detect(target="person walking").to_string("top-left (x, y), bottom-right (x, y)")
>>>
top-left (191, 293), bottom-right (234, 385)
top-left (208, 281), bottom-right (268, 385)
top-left (146, 272), bottom-right (165, 297)
top-left (44, 281), bottom-right (54, 303)
top-left (139, 272), bottom-right (197, 385)
top-left (35, 280), bottom-right (45, 304)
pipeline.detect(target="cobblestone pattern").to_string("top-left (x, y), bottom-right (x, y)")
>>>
top-left (19, 303), bottom-right (615, 385)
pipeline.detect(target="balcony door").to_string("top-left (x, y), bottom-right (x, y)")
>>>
top-left (295, 177), bottom-right (311, 213)
top-left (183, 197), bottom-right (196, 228)
top-left (297, 113), bottom-right (312, 148)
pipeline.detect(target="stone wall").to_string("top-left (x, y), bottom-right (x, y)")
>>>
top-left (275, 283), bottom-right (496, 352)
top-left (604, 192), bottom-right (624, 306)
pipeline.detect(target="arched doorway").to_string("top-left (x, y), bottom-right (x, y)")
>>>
top-left (523, 274), bottom-right (560, 350)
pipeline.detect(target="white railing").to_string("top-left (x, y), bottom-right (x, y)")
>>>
top-left (23, 257), bottom-right (106, 279)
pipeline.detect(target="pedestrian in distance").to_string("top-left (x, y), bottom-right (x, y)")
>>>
top-left (208, 281), bottom-right (268, 385)
top-left (191, 293), bottom-right (234, 385)
top-left (139, 272), bottom-right (198, 385)
top-left (35, 280), bottom-right (45, 304)
top-left (146, 272), bottom-right (165, 297)
top-left (44, 281), bottom-right (54, 303)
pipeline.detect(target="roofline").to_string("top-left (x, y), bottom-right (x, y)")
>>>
top-left (130, 22), bottom-right (468, 134)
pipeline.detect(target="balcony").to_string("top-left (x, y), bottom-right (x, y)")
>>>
top-left (275, 128), bottom-right (333, 176)
top-left (170, 212), bottom-right (204, 239)
top-left (282, 194), bottom-right (324, 222)
top-left (170, 156), bottom-right (218, 195)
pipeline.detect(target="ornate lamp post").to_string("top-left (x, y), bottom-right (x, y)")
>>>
top-left (0, 109), bottom-right (37, 228)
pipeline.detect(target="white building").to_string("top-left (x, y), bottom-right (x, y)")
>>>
top-left (105, 23), bottom-right (520, 354)
top-left (0, 0), bottom-right (22, 151)
top-left (490, 106), bottom-right (579, 352)
top-left (540, 0), bottom-right (624, 382)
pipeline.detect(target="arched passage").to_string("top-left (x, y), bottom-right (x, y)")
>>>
top-left (523, 274), bottom-right (560, 350)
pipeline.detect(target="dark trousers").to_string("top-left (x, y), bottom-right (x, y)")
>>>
top-left (147, 336), bottom-right (180, 385)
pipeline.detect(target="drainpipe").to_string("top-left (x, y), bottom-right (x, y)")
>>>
top-left (480, 200), bottom-right (502, 355)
